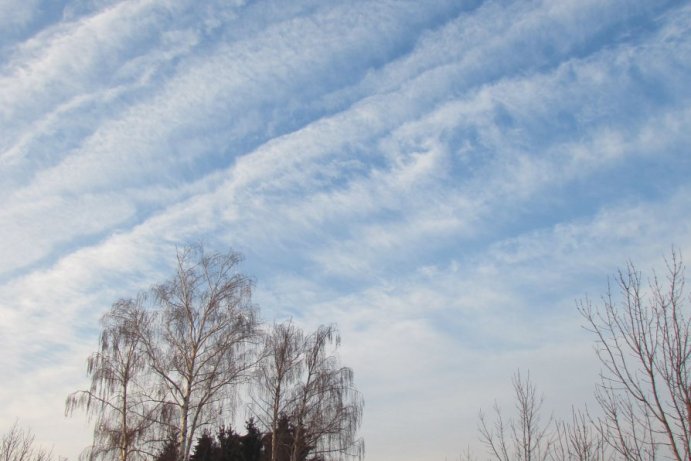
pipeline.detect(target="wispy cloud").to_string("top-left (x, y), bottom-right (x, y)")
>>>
top-left (1, 0), bottom-right (690, 459)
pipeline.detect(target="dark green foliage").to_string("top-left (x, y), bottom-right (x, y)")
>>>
top-left (217, 426), bottom-right (243, 461)
top-left (186, 421), bottom-right (269, 461)
top-left (155, 436), bottom-right (179, 461)
top-left (187, 416), bottom-right (319, 461)
top-left (260, 414), bottom-right (315, 461)
top-left (241, 419), bottom-right (263, 461)
top-left (190, 432), bottom-right (218, 461)
top-left (261, 414), bottom-right (292, 461)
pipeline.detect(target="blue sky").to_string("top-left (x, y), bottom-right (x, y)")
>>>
top-left (1, 0), bottom-right (690, 459)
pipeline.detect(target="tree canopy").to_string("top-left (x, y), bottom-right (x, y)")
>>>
top-left (66, 245), bottom-right (364, 461)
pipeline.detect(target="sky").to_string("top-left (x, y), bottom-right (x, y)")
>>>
top-left (1, 0), bottom-right (690, 459)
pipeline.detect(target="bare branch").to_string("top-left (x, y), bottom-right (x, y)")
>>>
top-left (580, 250), bottom-right (691, 460)
top-left (1, 422), bottom-right (55, 461)
top-left (479, 370), bottom-right (551, 461)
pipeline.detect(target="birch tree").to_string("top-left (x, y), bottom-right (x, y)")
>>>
top-left (66, 298), bottom-right (160, 461)
top-left (254, 324), bottom-right (364, 461)
top-left (289, 325), bottom-right (364, 461)
top-left (252, 321), bottom-right (303, 461)
top-left (140, 246), bottom-right (260, 461)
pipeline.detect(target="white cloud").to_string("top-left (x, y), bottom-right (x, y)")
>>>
top-left (0, 0), bottom-right (42, 34)
top-left (1, 1), bottom-right (691, 460)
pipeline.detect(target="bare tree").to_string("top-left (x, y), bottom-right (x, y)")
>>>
top-left (66, 299), bottom-right (161, 461)
top-left (550, 408), bottom-right (609, 461)
top-left (252, 323), bottom-right (363, 461)
top-left (288, 325), bottom-right (364, 461)
top-left (139, 246), bottom-right (260, 461)
top-left (479, 370), bottom-right (552, 461)
top-left (69, 245), bottom-right (364, 461)
top-left (579, 251), bottom-right (691, 460)
top-left (251, 321), bottom-right (304, 461)
top-left (0, 422), bottom-right (54, 461)
top-left (458, 445), bottom-right (479, 461)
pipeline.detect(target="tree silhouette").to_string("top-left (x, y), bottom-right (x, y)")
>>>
top-left (241, 419), bottom-right (263, 461)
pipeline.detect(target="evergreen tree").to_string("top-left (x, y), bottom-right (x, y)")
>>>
top-left (261, 415), bottom-right (290, 461)
top-left (190, 432), bottom-right (218, 461)
top-left (241, 419), bottom-right (263, 461)
top-left (154, 437), bottom-right (179, 461)
top-left (217, 426), bottom-right (243, 461)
